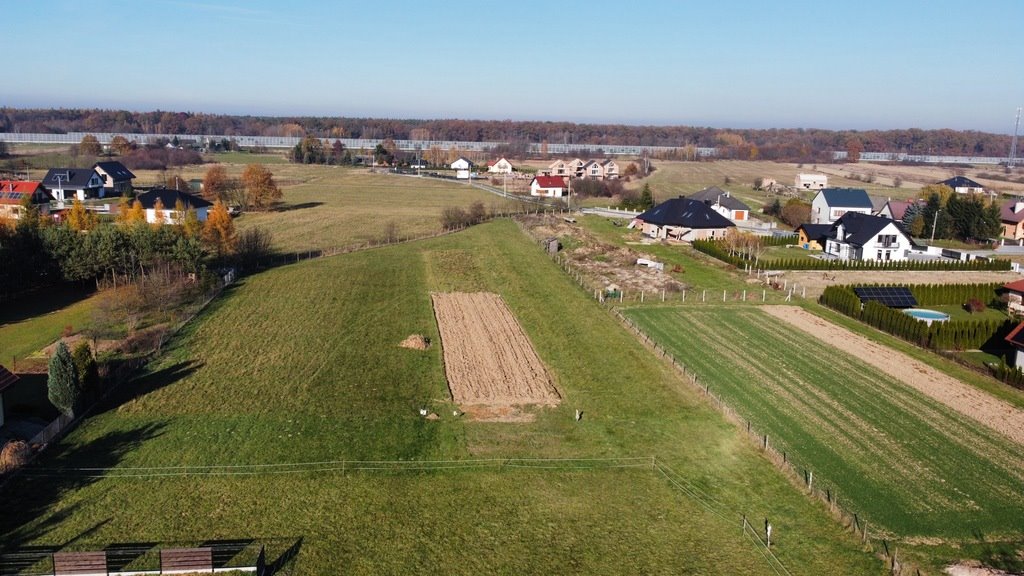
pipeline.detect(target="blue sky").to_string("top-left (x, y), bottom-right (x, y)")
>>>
top-left (5, 0), bottom-right (1023, 132)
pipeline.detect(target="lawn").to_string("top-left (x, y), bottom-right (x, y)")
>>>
top-left (0, 288), bottom-right (103, 366)
top-left (0, 221), bottom-right (880, 575)
top-left (624, 306), bottom-right (1024, 542)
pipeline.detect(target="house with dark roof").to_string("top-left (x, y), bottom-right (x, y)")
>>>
top-left (633, 196), bottom-right (736, 241)
top-left (0, 181), bottom-right (53, 219)
top-left (938, 176), bottom-right (985, 195)
top-left (450, 157), bottom-right (474, 179)
top-left (41, 168), bottom-right (105, 203)
top-left (688, 186), bottom-right (751, 222)
top-left (93, 161), bottom-right (136, 195)
top-left (1001, 199), bottom-right (1024, 241)
top-left (810, 188), bottom-right (874, 224)
top-left (0, 364), bottom-right (18, 429)
top-left (136, 188), bottom-right (213, 224)
top-left (1004, 322), bottom-right (1024, 367)
top-left (823, 212), bottom-right (913, 261)
top-left (529, 176), bottom-right (566, 198)
top-left (794, 223), bottom-right (832, 250)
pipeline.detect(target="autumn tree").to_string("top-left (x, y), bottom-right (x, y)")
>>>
top-left (79, 134), bottom-right (102, 156)
top-left (780, 199), bottom-right (811, 227)
top-left (202, 165), bottom-right (231, 201)
top-left (240, 164), bottom-right (281, 211)
top-left (151, 198), bottom-right (166, 227)
top-left (202, 200), bottom-right (238, 257)
top-left (291, 136), bottom-right (326, 164)
top-left (120, 199), bottom-right (146, 225)
top-left (165, 174), bottom-right (190, 191)
top-left (845, 137), bottom-right (863, 163)
top-left (181, 205), bottom-right (202, 238)
top-left (109, 135), bottom-right (133, 155)
top-left (66, 199), bottom-right (98, 231)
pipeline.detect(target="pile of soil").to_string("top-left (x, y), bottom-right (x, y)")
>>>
top-left (399, 334), bottom-right (430, 350)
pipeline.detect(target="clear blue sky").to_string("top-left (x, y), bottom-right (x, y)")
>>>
top-left (6, 0), bottom-right (1023, 133)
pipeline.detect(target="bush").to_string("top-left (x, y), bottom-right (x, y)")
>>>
top-left (235, 227), bottom-right (274, 269)
top-left (0, 440), bottom-right (32, 472)
top-left (965, 297), bottom-right (987, 314)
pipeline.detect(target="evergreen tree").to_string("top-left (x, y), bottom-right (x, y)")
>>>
top-left (47, 341), bottom-right (81, 414)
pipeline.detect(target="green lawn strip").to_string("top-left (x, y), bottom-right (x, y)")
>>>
top-left (0, 291), bottom-right (102, 363)
top-left (624, 306), bottom-right (1024, 538)
top-left (0, 221), bottom-right (880, 574)
top-left (803, 302), bottom-right (1024, 410)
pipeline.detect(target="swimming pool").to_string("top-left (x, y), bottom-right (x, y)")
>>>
top-left (902, 308), bottom-right (951, 325)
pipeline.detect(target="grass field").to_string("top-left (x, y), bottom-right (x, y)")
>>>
top-left (624, 306), bottom-right (1024, 541)
top-left (0, 289), bottom-right (103, 365)
top-left (0, 221), bottom-right (881, 574)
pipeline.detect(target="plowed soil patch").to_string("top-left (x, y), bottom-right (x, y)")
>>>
top-left (763, 305), bottom-right (1024, 446)
top-left (431, 292), bottom-right (560, 412)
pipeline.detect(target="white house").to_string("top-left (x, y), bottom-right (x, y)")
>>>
top-left (41, 168), bottom-right (106, 203)
top-left (486, 158), bottom-right (514, 174)
top-left (796, 173), bottom-right (828, 190)
top-left (811, 188), bottom-right (874, 224)
top-left (938, 176), bottom-right (985, 195)
top-left (823, 212), bottom-right (913, 262)
top-left (688, 186), bottom-right (751, 222)
top-left (530, 176), bottom-right (566, 198)
top-left (136, 188), bottom-right (212, 225)
top-left (450, 157), bottom-right (474, 179)
top-left (545, 159), bottom-right (570, 177)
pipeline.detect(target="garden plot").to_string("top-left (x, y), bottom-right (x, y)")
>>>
top-left (431, 292), bottom-right (559, 419)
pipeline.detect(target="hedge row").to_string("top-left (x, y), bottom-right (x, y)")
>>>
top-left (993, 362), bottom-right (1024, 390)
top-left (692, 239), bottom-right (1012, 271)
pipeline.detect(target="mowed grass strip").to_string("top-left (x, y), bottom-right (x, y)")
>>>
top-left (0, 221), bottom-right (880, 574)
top-left (625, 306), bottom-right (1024, 539)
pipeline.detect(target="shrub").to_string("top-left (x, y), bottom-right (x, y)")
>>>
top-left (0, 440), bottom-right (32, 472)
top-left (965, 298), bottom-right (987, 314)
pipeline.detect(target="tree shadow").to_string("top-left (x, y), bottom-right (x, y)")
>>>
top-left (273, 202), bottom-right (323, 213)
top-left (0, 421), bottom-right (166, 552)
top-left (91, 360), bottom-right (204, 417)
top-left (0, 283), bottom-right (95, 328)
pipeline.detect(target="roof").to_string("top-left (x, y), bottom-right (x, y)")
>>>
top-left (41, 168), bottom-right (100, 189)
top-left (1000, 200), bottom-right (1024, 224)
top-left (818, 188), bottom-right (873, 209)
top-left (688, 187), bottom-right (751, 212)
top-left (795, 223), bottom-right (832, 241)
top-left (882, 199), bottom-right (921, 221)
top-left (0, 364), bottom-right (18, 394)
top-left (93, 161), bottom-right (136, 181)
top-left (1002, 279), bottom-right (1024, 294)
top-left (451, 156), bottom-right (473, 166)
top-left (869, 196), bottom-right (888, 212)
top-left (830, 211), bottom-right (909, 247)
top-left (939, 176), bottom-right (983, 189)
top-left (0, 181), bottom-right (50, 205)
top-left (1005, 322), bottom-right (1024, 350)
top-left (136, 188), bottom-right (213, 210)
top-left (636, 197), bottom-right (736, 229)
top-left (532, 176), bottom-right (565, 189)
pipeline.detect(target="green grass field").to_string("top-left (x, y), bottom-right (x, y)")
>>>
top-left (624, 306), bottom-right (1024, 541)
top-left (0, 289), bottom-right (103, 365)
top-left (0, 222), bottom-right (881, 574)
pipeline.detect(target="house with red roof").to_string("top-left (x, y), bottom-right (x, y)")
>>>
top-left (877, 199), bottom-right (924, 222)
top-left (1004, 322), bottom-right (1024, 367)
top-left (0, 364), bottom-right (18, 429)
top-left (530, 176), bottom-right (567, 198)
top-left (1001, 279), bottom-right (1024, 316)
top-left (0, 181), bottom-right (53, 219)
top-left (1001, 199), bottom-right (1024, 241)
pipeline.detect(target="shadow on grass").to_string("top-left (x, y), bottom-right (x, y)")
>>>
top-left (274, 202), bottom-right (323, 212)
top-left (0, 283), bottom-right (95, 328)
top-left (92, 360), bottom-right (204, 417)
top-left (0, 421), bottom-right (167, 552)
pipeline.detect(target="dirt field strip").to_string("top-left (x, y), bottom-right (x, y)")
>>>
top-left (777, 270), bottom-right (1021, 299)
top-left (763, 305), bottom-right (1024, 446)
top-left (431, 292), bottom-right (560, 410)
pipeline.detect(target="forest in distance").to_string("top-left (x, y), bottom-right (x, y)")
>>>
top-left (0, 107), bottom-right (1015, 163)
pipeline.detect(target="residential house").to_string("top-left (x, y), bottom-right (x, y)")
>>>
top-left (688, 186), bottom-right (750, 221)
top-left (794, 223), bottom-right (832, 250)
top-left (93, 161), bottom-right (136, 195)
top-left (450, 157), bottom-right (474, 179)
top-left (486, 158), bottom-right (514, 174)
top-left (545, 159), bottom-right (570, 177)
top-left (542, 158), bottom-right (618, 180)
top-left (796, 173), bottom-right (828, 190)
top-left (877, 199), bottom-right (924, 222)
top-left (1004, 322), bottom-right (1024, 367)
top-left (601, 159), bottom-right (619, 179)
top-left (1001, 199), bottom-right (1024, 241)
top-left (823, 211), bottom-right (913, 261)
top-left (938, 176), bottom-right (985, 195)
top-left (0, 181), bottom-right (53, 219)
top-left (566, 158), bottom-right (586, 178)
top-left (41, 168), bottom-right (106, 203)
top-left (136, 188), bottom-right (212, 224)
top-left (0, 364), bottom-right (17, 429)
top-left (530, 176), bottom-right (566, 198)
top-left (810, 188), bottom-right (874, 224)
top-left (633, 196), bottom-right (736, 241)
top-left (1001, 279), bottom-right (1024, 316)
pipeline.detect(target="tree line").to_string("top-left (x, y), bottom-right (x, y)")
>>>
top-left (1, 107), bottom-right (1014, 161)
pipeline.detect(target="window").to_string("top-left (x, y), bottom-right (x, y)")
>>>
top-left (876, 234), bottom-right (897, 248)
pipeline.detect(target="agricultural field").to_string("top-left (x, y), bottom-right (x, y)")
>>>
top-left (0, 221), bottom-right (881, 574)
top-left (624, 306), bottom-right (1024, 544)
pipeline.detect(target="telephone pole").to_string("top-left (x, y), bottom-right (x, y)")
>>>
top-left (1010, 107), bottom-right (1021, 168)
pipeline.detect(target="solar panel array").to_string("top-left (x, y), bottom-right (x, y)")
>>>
top-left (853, 286), bottom-right (918, 308)
top-left (0, 191), bottom-right (27, 200)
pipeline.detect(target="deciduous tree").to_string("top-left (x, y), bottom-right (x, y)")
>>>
top-left (79, 134), bottom-right (102, 157)
top-left (780, 199), bottom-right (811, 227)
top-left (240, 164), bottom-right (281, 210)
top-left (109, 135), bottom-right (133, 155)
top-left (202, 200), bottom-right (237, 257)
top-left (66, 199), bottom-right (98, 231)
top-left (202, 165), bottom-right (231, 201)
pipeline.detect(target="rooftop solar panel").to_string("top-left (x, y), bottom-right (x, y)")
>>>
top-left (853, 286), bottom-right (918, 308)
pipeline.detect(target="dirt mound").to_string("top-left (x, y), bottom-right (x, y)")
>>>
top-left (399, 334), bottom-right (430, 350)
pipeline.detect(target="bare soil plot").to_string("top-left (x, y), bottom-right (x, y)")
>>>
top-left (763, 305), bottom-right (1024, 445)
top-left (778, 270), bottom-right (1021, 299)
top-left (431, 292), bottom-right (560, 415)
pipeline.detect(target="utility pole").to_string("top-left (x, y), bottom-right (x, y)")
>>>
top-left (930, 209), bottom-right (942, 243)
top-left (1010, 107), bottom-right (1021, 169)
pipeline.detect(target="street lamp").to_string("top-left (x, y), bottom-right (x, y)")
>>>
top-left (930, 209), bottom-right (942, 243)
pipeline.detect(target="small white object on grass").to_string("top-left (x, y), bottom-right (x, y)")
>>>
top-left (575, 409), bottom-right (583, 422)
top-left (419, 408), bottom-right (428, 416)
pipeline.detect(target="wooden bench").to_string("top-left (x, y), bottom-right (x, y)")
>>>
top-left (160, 547), bottom-right (213, 574)
top-left (53, 551), bottom-right (107, 576)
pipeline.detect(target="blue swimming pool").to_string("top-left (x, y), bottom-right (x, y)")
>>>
top-left (902, 308), bottom-right (951, 324)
